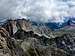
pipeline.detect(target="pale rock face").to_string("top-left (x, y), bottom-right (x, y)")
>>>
top-left (10, 20), bottom-right (18, 35)
top-left (3, 19), bottom-right (32, 36)
top-left (17, 19), bottom-right (32, 31)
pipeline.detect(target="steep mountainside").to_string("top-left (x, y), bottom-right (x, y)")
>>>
top-left (0, 19), bottom-right (74, 56)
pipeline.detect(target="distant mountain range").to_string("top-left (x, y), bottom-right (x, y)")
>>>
top-left (32, 17), bottom-right (75, 30)
top-left (0, 17), bottom-right (75, 30)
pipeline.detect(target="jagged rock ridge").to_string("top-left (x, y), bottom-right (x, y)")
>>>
top-left (0, 19), bottom-right (74, 56)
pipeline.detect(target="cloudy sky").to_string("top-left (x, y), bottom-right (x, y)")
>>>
top-left (0, 0), bottom-right (75, 23)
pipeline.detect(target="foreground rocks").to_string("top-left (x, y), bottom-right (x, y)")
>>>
top-left (0, 19), bottom-right (74, 56)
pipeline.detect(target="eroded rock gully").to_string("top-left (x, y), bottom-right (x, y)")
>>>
top-left (0, 19), bottom-right (74, 56)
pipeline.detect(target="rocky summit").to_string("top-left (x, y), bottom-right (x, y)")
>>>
top-left (0, 19), bottom-right (75, 56)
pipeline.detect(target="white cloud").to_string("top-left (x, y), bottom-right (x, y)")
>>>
top-left (0, 0), bottom-right (74, 23)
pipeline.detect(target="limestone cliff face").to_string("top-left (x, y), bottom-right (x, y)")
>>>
top-left (2, 19), bottom-right (32, 36)
top-left (2, 19), bottom-right (53, 38)
top-left (0, 19), bottom-right (74, 56)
